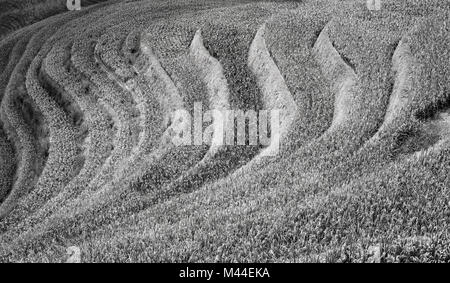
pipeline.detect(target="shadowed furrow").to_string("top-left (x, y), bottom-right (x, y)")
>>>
top-left (313, 23), bottom-right (357, 129)
top-left (0, 36), bottom-right (32, 206)
top-left (262, 6), bottom-right (335, 153)
top-left (91, 15), bottom-right (188, 184)
top-left (247, 23), bottom-right (297, 161)
top-left (71, 27), bottom-right (138, 190)
top-left (189, 29), bottom-right (230, 159)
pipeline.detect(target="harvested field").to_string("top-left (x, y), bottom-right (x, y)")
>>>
top-left (0, 0), bottom-right (449, 263)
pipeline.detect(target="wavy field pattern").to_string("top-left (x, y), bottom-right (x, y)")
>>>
top-left (0, 0), bottom-right (449, 262)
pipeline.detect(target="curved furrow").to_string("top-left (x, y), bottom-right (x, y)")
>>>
top-left (105, 20), bottom-right (210, 192)
top-left (92, 13), bottom-right (193, 161)
top-left (72, 32), bottom-right (138, 191)
top-left (0, 28), bottom-right (48, 224)
top-left (189, 29), bottom-right (230, 159)
top-left (94, 36), bottom-right (141, 145)
top-left (233, 7), bottom-right (336, 181)
top-left (114, 33), bottom-right (192, 187)
top-left (219, 20), bottom-right (357, 178)
top-left (0, 36), bottom-right (33, 208)
top-left (77, 1), bottom-right (230, 190)
top-left (313, 23), bottom-right (357, 129)
top-left (64, 2), bottom-right (169, 192)
top-left (59, 3), bottom-right (154, 196)
top-left (97, 17), bottom-right (193, 184)
top-left (283, 32), bottom-right (417, 189)
top-left (93, 55), bottom-right (164, 185)
top-left (255, 7), bottom-right (335, 151)
top-left (131, 25), bottom-right (232, 194)
top-left (0, 36), bottom-right (32, 205)
top-left (141, 43), bottom-right (185, 112)
top-left (351, 15), bottom-right (449, 163)
top-left (0, 8), bottom-right (143, 238)
top-left (91, 14), bottom-right (199, 183)
top-left (357, 36), bottom-right (421, 157)
top-left (131, 26), bottom-right (234, 194)
top-left (162, 4), bottom-right (276, 196)
top-left (379, 40), bottom-right (418, 133)
top-left (92, 21), bottom-right (165, 184)
top-left (44, 41), bottom-right (113, 193)
top-left (400, 15), bottom-right (450, 155)
top-left (247, 23), bottom-right (297, 161)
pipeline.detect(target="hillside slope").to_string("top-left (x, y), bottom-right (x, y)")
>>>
top-left (0, 0), bottom-right (449, 262)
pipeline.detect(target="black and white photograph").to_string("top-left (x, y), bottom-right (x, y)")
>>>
top-left (0, 0), bottom-right (449, 267)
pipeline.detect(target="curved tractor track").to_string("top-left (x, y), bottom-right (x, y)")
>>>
top-left (0, 0), bottom-right (449, 262)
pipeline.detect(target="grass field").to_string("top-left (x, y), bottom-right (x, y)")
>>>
top-left (0, 0), bottom-right (449, 262)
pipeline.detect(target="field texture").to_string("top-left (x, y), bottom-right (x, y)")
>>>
top-left (0, 0), bottom-right (449, 262)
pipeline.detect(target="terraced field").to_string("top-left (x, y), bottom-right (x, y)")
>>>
top-left (0, 0), bottom-right (449, 262)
